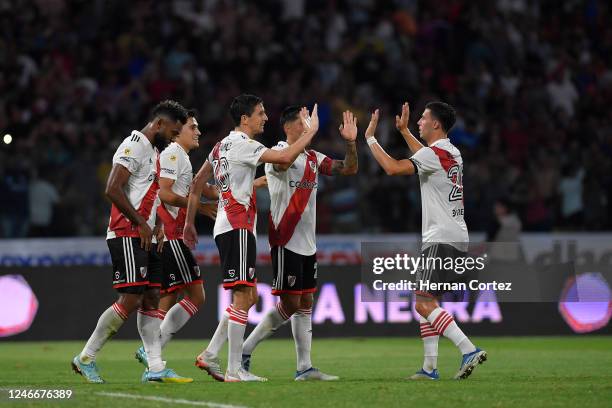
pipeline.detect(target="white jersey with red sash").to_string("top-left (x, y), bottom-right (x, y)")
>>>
top-left (266, 141), bottom-right (332, 256)
top-left (157, 142), bottom-right (191, 240)
top-left (208, 131), bottom-right (268, 238)
top-left (409, 138), bottom-right (469, 251)
top-left (107, 130), bottom-right (160, 240)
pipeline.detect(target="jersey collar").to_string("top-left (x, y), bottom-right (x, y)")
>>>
top-left (230, 130), bottom-right (249, 140)
top-left (429, 138), bottom-right (448, 148)
top-left (132, 130), bottom-right (152, 148)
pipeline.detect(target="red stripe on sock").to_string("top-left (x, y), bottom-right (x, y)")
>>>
top-left (438, 316), bottom-right (454, 334)
top-left (228, 314), bottom-right (247, 325)
top-left (137, 308), bottom-right (159, 319)
top-left (112, 303), bottom-right (128, 320)
top-left (179, 300), bottom-right (197, 317)
top-left (229, 306), bottom-right (248, 318)
top-left (434, 314), bottom-right (453, 333)
top-left (432, 311), bottom-right (448, 327)
top-left (421, 332), bottom-right (439, 338)
top-left (158, 310), bottom-right (167, 318)
top-left (297, 308), bottom-right (312, 315)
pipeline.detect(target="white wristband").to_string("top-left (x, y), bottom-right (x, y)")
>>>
top-left (366, 136), bottom-right (378, 146)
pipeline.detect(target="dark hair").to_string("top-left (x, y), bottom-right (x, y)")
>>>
top-left (425, 101), bottom-right (456, 133)
top-left (229, 94), bottom-right (263, 126)
top-left (187, 108), bottom-right (198, 119)
top-left (280, 105), bottom-right (301, 127)
top-left (151, 100), bottom-right (188, 124)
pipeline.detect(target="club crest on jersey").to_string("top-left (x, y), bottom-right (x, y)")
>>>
top-left (249, 267), bottom-right (255, 279)
top-left (287, 275), bottom-right (296, 287)
top-left (193, 266), bottom-right (201, 277)
top-left (228, 269), bottom-right (235, 278)
top-left (309, 161), bottom-right (317, 172)
top-left (140, 267), bottom-right (148, 279)
top-left (170, 274), bottom-right (176, 281)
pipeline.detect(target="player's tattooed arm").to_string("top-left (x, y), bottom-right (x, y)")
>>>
top-left (364, 109), bottom-right (416, 176)
top-left (332, 110), bottom-right (358, 176)
top-left (105, 164), bottom-right (153, 250)
top-left (396, 102), bottom-right (424, 154)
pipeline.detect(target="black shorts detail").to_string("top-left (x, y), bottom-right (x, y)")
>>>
top-left (415, 243), bottom-right (467, 298)
top-left (107, 237), bottom-right (162, 293)
top-left (215, 229), bottom-right (257, 289)
top-left (161, 240), bottom-right (202, 293)
top-left (270, 246), bottom-right (317, 295)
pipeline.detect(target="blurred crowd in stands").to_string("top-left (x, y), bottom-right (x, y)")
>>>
top-left (1, 0), bottom-right (611, 238)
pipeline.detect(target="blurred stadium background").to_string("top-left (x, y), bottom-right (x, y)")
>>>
top-left (0, 0), bottom-right (610, 383)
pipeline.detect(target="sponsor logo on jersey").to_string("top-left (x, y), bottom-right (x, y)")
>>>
top-left (287, 275), bottom-right (296, 287)
top-left (289, 180), bottom-right (318, 189)
top-left (254, 145), bottom-right (265, 154)
top-left (313, 262), bottom-right (318, 279)
top-left (123, 148), bottom-right (131, 155)
top-left (161, 167), bottom-right (176, 175)
top-left (170, 154), bottom-right (177, 161)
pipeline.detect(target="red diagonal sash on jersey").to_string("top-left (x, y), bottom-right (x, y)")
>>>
top-left (430, 146), bottom-right (457, 172)
top-left (213, 142), bottom-right (257, 232)
top-left (109, 153), bottom-right (160, 237)
top-left (269, 152), bottom-right (318, 247)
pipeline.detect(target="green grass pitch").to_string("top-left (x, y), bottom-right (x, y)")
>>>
top-left (0, 337), bottom-right (610, 407)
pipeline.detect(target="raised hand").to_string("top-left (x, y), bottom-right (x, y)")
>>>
top-left (365, 109), bottom-right (380, 138)
top-left (339, 110), bottom-right (358, 142)
top-left (395, 102), bottom-right (410, 132)
top-left (299, 104), bottom-right (319, 135)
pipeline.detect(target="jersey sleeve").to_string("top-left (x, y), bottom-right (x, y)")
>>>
top-left (410, 147), bottom-right (440, 174)
top-left (159, 149), bottom-right (179, 180)
top-left (235, 139), bottom-right (268, 167)
top-left (112, 140), bottom-right (144, 174)
top-left (314, 151), bottom-right (333, 176)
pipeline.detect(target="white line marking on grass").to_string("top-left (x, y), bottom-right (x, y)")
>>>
top-left (96, 392), bottom-right (249, 408)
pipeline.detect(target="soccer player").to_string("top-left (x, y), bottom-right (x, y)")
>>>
top-left (183, 94), bottom-right (320, 382)
top-left (241, 107), bottom-right (359, 381)
top-left (134, 109), bottom-right (218, 367)
top-left (72, 100), bottom-right (193, 383)
top-left (365, 102), bottom-right (487, 380)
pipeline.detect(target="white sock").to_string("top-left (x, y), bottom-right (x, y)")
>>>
top-left (227, 307), bottom-right (248, 373)
top-left (138, 308), bottom-right (164, 372)
top-left (427, 307), bottom-right (476, 355)
top-left (160, 297), bottom-right (199, 349)
top-left (243, 302), bottom-right (292, 356)
top-left (419, 315), bottom-right (439, 372)
top-left (291, 307), bottom-right (313, 372)
top-left (79, 303), bottom-right (128, 363)
top-left (203, 306), bottom-right (230, 358)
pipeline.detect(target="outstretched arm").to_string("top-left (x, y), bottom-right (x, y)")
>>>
top-left (365, 109), bottom-right (416, 176)
top-left (330, 110), bottom-right (358, 176)
top-left (396, 102), bottom-right (424, 154)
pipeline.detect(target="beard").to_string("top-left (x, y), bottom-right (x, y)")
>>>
top-left (153, 132), bottom-right (170, 151)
